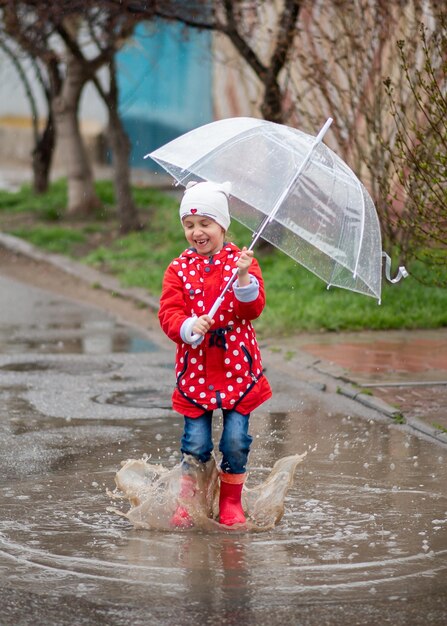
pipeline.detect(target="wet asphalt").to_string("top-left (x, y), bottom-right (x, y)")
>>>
top-left (0, 271), bottom-right (447, 625)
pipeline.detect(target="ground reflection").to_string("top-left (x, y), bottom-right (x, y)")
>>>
top-left (0, 276), bottom-right (157, 355)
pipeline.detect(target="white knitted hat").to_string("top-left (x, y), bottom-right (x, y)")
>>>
top-left (179, 181), bottom-right (231, 231)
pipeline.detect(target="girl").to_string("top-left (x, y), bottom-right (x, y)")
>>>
top-left (158, 181), bottom-right (272, 527)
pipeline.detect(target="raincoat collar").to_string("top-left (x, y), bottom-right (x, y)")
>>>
top-left (180, 242), bottom-right (238, 262)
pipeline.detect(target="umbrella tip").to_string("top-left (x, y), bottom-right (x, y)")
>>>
top-left (316, 118), bottom-right (333, 143)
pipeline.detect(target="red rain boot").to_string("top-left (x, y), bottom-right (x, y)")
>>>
top-left (219, 472), bottom-right (246, 526)
top-left (171, 474), bottom-right (196, 529)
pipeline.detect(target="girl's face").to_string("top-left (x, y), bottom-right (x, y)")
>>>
top-left (182, 215), bottom-right (225, 256)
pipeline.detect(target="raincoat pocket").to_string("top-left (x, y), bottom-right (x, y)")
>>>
top-left (241, 344), bottom-right (259, 383)
top-left (176, 350), bottom-right (189, 385)
top-left (176, 350), bottom-right (208, 413)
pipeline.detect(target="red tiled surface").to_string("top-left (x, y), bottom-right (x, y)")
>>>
top-left (301, 338), bottom-right (447, 376)
top-left (300, 332), bottom-right (447, 428)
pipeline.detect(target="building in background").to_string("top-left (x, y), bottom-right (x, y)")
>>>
top-left (117, 20), bottom-right (214, 170)
top-left (0, 19), bottom-right (217, 173)
top-left (0, 15), bottom-right (267, 176)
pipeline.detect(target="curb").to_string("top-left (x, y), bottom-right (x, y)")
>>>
top-left (0, 232), bottom-right (161, 313)
top-left (337, 384), bottom-right (402, 418)
top-left (309, 358), bottom-right (406, 421)
top-left (337, 382), bottom-right (447, 446)
top-left (304, 355), bottom-right (447, 447)
top-left (404, 415), bottom-right (447, 446)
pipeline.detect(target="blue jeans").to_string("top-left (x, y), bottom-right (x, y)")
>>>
top-left (181, 410), bottom-right (252, 474)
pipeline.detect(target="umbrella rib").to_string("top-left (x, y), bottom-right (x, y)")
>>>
top-left (352, 178), bottom-right (366, 279)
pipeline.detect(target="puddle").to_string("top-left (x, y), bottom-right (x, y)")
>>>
top-left (299, 331), bottom-right (447, 429)
top-left (0, 275), bottom-right (157, 355)
top-left (112, 453), bottom-right (305, 532)
top-left (93, 388), bottom-right (173, 410)
top-left (300, 332), bottom-right (447, 384)
top-left (0, 359), bottom-right (121, 374)
top-left (0, 408), bottom-right (446, 620)
top-left (0, 327), bottom-right (158, 356)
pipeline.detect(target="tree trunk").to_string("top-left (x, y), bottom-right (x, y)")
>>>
top-left (106, 59), bottom-right (142, 233)
top-left (108, 110), bottom-right (143, 233)
top-left (260, 78), bottom-right (284, 123)
top-left (32, 112), bottom-right (55, 194)
top-left (53, 50), bottom-right (101, 216)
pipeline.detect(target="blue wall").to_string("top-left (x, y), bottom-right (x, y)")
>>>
top-left (117, 20), bottom-right (213, 170)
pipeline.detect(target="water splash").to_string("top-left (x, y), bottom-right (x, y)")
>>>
top-left (111, 453), bottom-right (306, 532)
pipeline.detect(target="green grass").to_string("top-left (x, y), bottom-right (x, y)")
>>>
top-left (1, 179), bottom-right (447, 335)
top-left (10, 225), bottom-right (87, 254)
top-left (392, 413), bottom-right (406, 424)
top-left (0, 179), bottom-right (68, 220)
top-left (82, 186), bottom-right (184, 293)
top-left (256, 252), bottom-right (447, 334)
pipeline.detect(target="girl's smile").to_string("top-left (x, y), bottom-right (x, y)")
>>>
top-left (182, 215), bottom-right (225, 256)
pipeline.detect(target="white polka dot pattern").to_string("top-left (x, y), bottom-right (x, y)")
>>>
top-left (163, 242), bottom-right (270, 414)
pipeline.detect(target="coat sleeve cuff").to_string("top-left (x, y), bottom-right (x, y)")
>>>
top-left (233, 275), bottom-right (259, 302)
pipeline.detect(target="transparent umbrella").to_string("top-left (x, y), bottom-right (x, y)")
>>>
top-left (147, 117), bottom-right (407, 313)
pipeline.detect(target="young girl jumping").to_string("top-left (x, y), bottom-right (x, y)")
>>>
top-left (158, 181), bottom-right (272, 527)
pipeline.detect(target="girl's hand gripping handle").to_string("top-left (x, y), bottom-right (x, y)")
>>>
top-left (181, 314), bottom-right (216, 347)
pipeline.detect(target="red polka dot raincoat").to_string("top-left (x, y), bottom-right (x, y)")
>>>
top-left (158, 243), bottom-right (272, 417)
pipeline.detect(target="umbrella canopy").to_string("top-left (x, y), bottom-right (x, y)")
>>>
top-left (148, 117), bottom-right (407, 303)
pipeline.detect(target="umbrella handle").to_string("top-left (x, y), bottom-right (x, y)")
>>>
top-left (186, 296), bottom-right (226, 345)
top-left (184, 316), bottom-right (205, 347)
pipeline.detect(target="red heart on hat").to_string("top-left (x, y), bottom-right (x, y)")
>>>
top-left (190, 208), bottom-right (198, 214)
